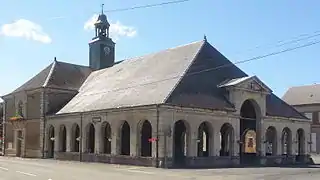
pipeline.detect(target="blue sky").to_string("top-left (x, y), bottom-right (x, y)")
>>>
top-left (1, 0), bottom-right (320, 98)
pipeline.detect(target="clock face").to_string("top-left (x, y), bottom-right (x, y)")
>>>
top-left (103, 46), bottom-right (111, 56)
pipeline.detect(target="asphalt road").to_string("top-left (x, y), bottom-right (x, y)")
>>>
top-left (1, 156), bottom-right (320, 180)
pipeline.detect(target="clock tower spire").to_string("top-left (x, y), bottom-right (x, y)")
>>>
top-left (89, 4), bottom-right (115, 70)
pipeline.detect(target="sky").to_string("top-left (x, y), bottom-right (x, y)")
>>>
top-left (1, 0), bottom-right (320, 99)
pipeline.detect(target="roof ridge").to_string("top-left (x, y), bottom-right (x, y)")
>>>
top-left (43, 61), bottom-right (57, 87)
top-left (290, 83), bottom-right (320, 89)
top-left (163, 39), bottom-right (206, 103)
top-left (120, 40), bottom-right (205, 62)
top-left (55, 60), bottom-right (90, 69)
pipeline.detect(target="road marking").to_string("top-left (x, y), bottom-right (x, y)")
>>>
top-left (0, 167), bottom-right (9, 171)
top-left (127, 169), bottom-right (155, 174)
top-left (16, 170), bottom-right (37, 177)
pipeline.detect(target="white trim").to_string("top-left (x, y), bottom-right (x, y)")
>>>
top-left (42, 61), bottom-right (57, 87)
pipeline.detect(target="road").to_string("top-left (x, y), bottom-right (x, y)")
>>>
top-left (0, 156), bottom-right (320, 180)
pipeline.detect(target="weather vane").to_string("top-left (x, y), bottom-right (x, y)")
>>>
top-left (101, 3), bottom-right (104, 14)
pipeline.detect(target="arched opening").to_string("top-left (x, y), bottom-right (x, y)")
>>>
top-left (297, 128), bottom-right (305, 155)
top-left (59, 125), bottom-right (67, 152)
top-left (87, 123), bottom-right (95, 153)
top-left (173, 120), bottom-right (189, 166)
top-left (281, 127), bottom-right (292, 155)
top-left (120, 121), bottom-right (130, 155)
top-left (47, 125), bottom-right (55, 158)
top-left (71, 124), bottom-right (80, 152)
top-left (101, 122), bottom-right (111, 154)
top-left (240, 99), bottom-right (260, 164)
top-left (197, 122), bottom-right (211, 157)
top-left (265, 126), bottom-right (277, 156)
top-left (140, 120), bottom-right (152, 157)
top-left (220, 123), bottom-right (234, 156)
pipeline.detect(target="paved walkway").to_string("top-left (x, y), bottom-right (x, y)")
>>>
top-left (0, 156), bottom-right (320, 179)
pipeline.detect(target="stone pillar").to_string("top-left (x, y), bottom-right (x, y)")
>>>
top-left (95, 123), bottom-right (101, 154)
top-left (111, 124), bottom-right (118, 155)
top-left (66, 126), bottom-right (72, 152)
top-left (39, 90), bottom-right (48, 158)
top-left (156, 126), bottom-right (167, 158)
top-left (260, 125), bottom-right (266, 156)
top-left (130, 124), bottom-right (137, 156)
top-left (189, 129), bottom-right (198, 157)
top-left (256, 118), bottom-right (262, 156)
top-left (213, 129), bottom-right (220, 156)
top-left (54, 128), bottom-right (59, 153)
top-left (233, 120), bottom-right (240, 157)
top-left (81, 124), bottom-right (87, 153)
top-left (277, 130), bottom-right (282, 155)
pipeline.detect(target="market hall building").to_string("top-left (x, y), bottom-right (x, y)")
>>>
top-left (1, 10), bottom-right (312, 168)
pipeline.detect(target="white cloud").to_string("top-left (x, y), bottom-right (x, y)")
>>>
top-left (84, 14), bottom-right (137, 41)
top-left (0, 19), bottom-right (52, 44)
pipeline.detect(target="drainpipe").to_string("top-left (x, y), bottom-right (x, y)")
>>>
top-left (155, 104), bottom-right (159, 168)
top-left (79, 112), bottom-right (83, 162)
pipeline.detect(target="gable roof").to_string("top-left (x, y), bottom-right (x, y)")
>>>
top-left (217, 76), bottom-right (272, 93)
top-left (57, 40), bottom-right (305, 120)
top-left (163, 42), bottom-right (305, 119)
top-left (218, 76), bottom-right (252, 87)
top-left (282, 84), bottom-right (320, 106)
top-left (57, 40), bottom-right (205, 114)
top-left (8, 61), bottom-right (92, 95)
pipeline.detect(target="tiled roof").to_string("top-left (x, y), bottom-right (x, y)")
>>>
top-left (282, 84), bottom-right (320, 106)
top-left (58, 40), bottom-right (205, 114)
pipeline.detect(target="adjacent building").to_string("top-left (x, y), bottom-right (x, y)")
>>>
top-left (0, 102), bottom-right (3, 153)
top-left (283, 84), bottom-right (320, 154)
top-left (1, 10), bottom-right (312, 168)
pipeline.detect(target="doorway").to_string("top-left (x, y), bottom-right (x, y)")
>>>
top-left (240, 100), bottom-right (260, 165)
top-left (173, 120), bottom-right (188, 167)
top-left (16, 130), bottom-right (23, 157)
top-left (48, 126), bottom-right (55, 158)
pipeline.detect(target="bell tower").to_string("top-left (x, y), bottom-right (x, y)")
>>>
top-left (89, 4), bottom-right (115, 70)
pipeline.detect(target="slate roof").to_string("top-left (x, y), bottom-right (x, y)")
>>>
top-left (9, 61), bottom-right (92, 94)
top-left (58, 41), bottom-right (205, 114)
top-left (282, 84), bottom-right (320, 106)
top-left (57, 39), bottom-right (306, 119)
